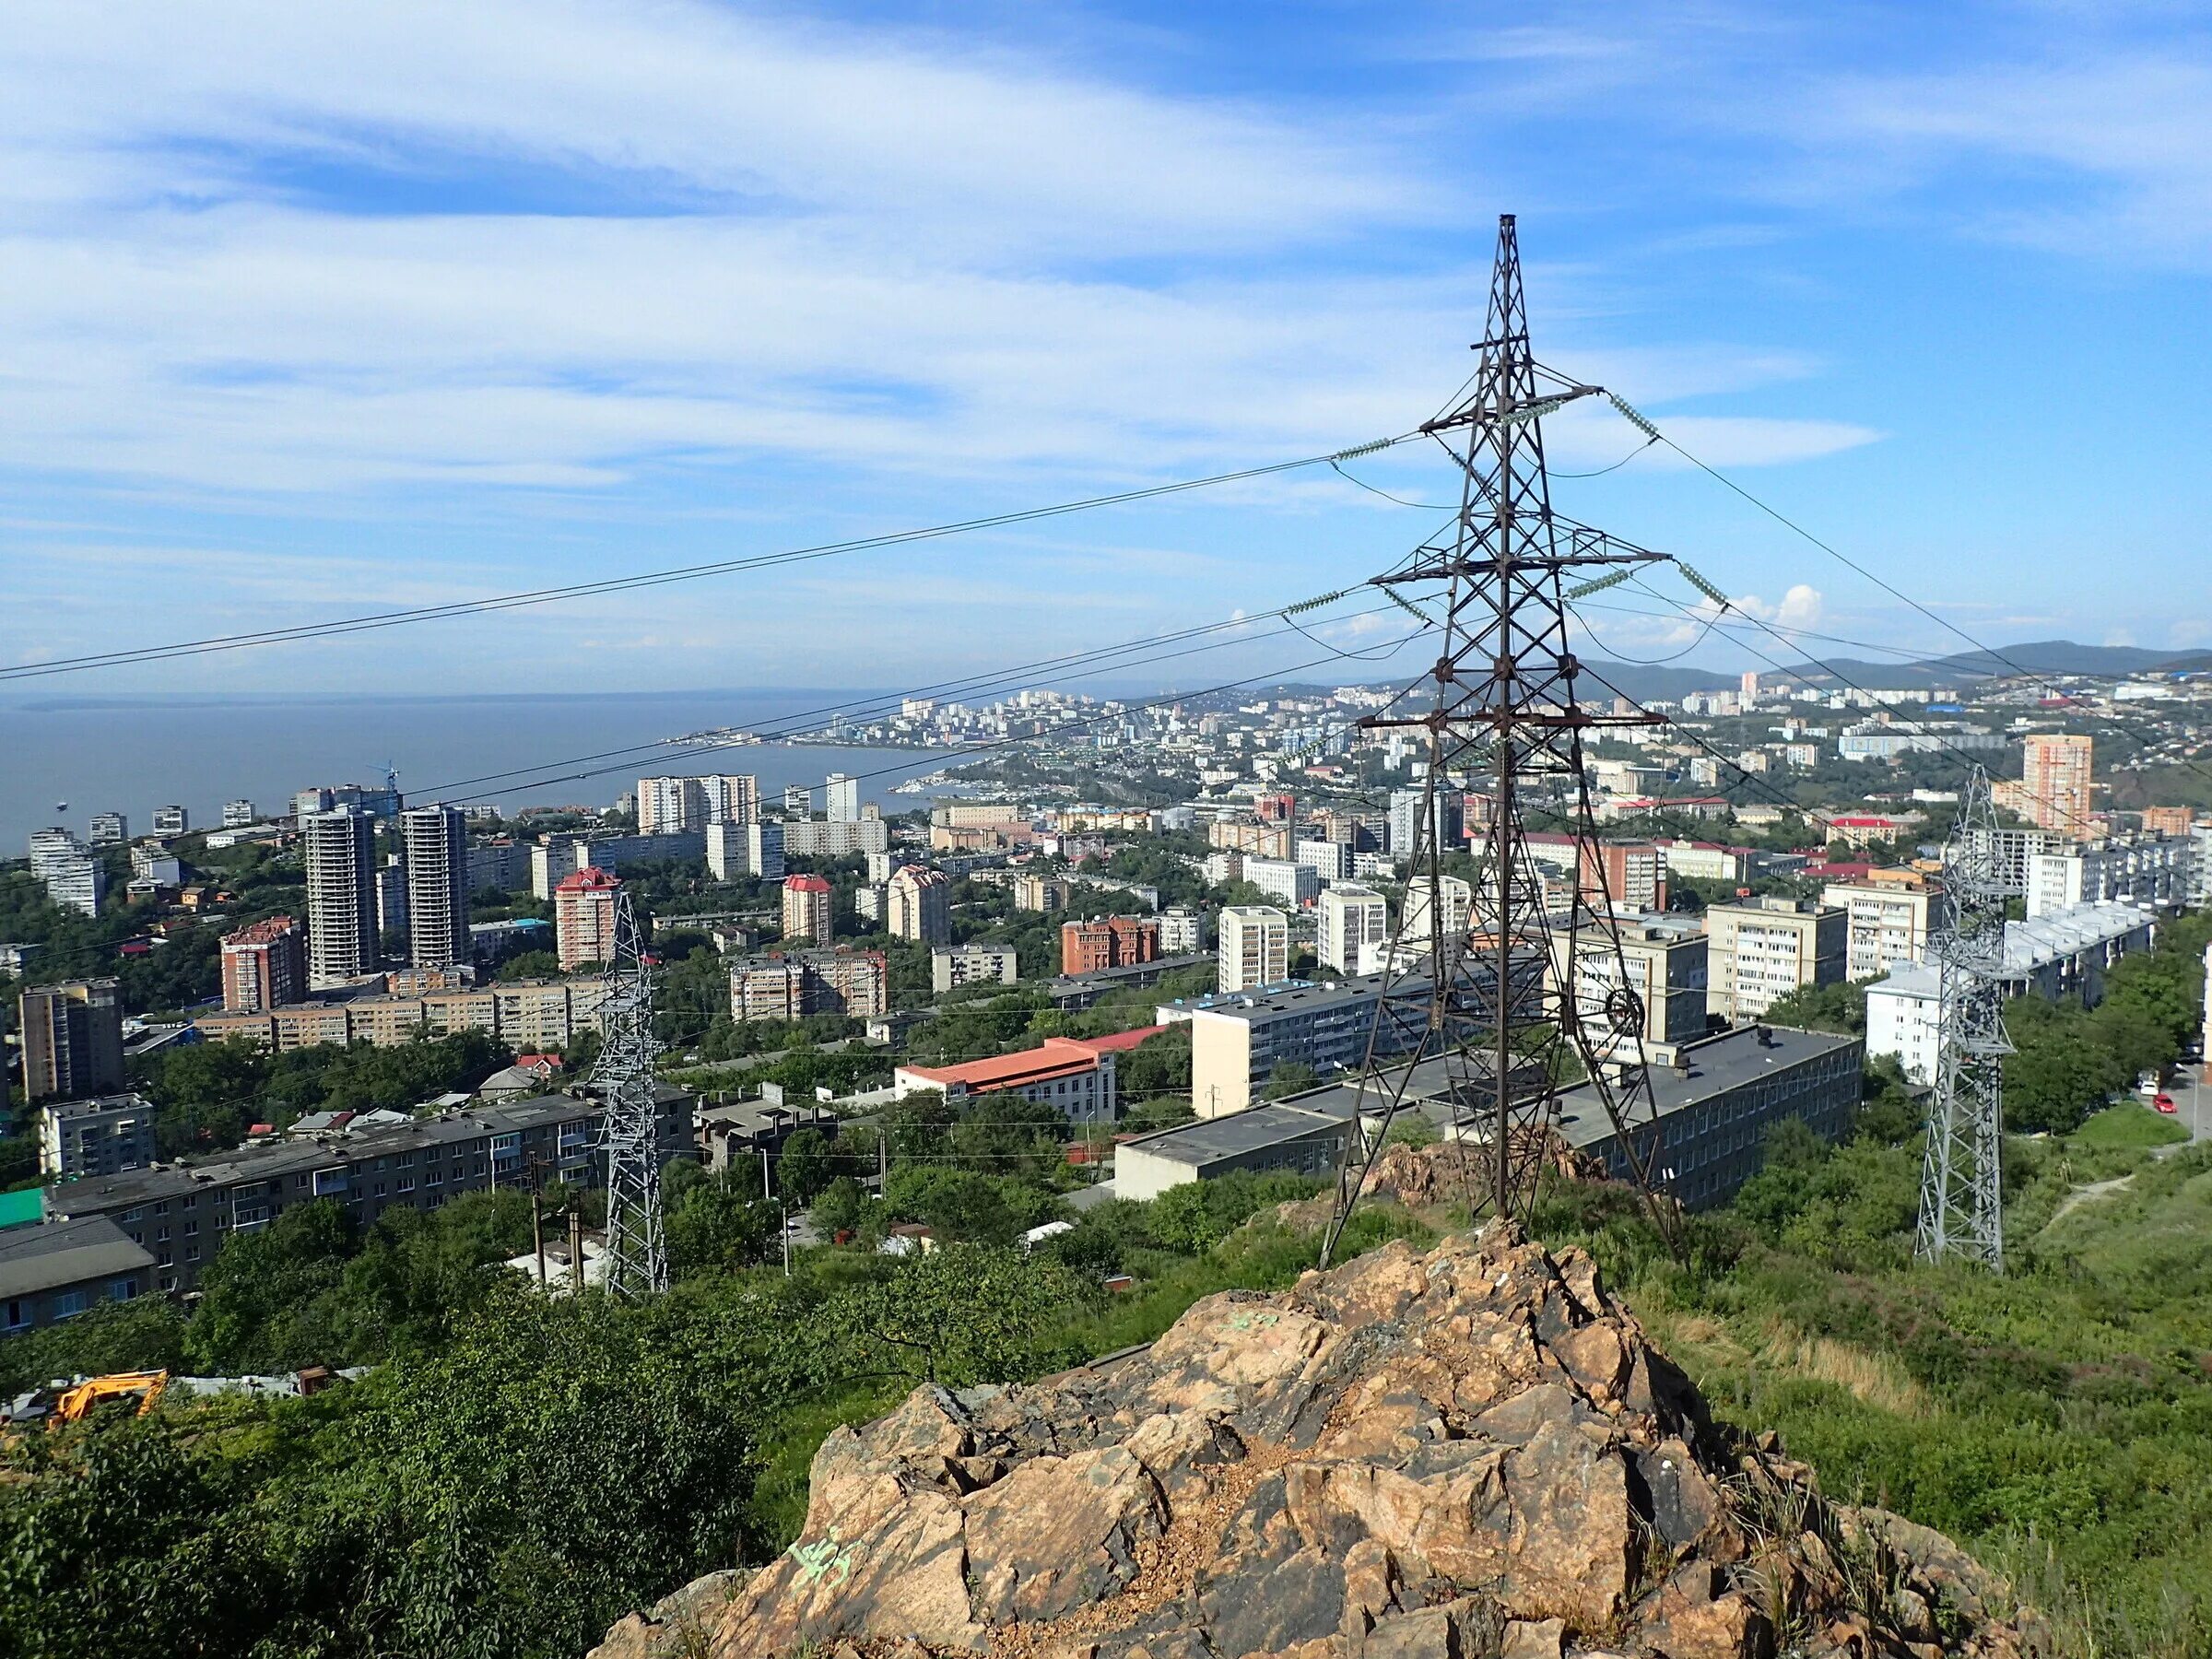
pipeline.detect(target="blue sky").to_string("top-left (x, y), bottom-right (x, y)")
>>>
top-left (2, 1), bottom-right (2208, 696)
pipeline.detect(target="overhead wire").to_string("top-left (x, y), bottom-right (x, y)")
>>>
top-left (412, 583), bottom-right (1427, 799)
top-left (0, 432), bottom-right (1426, 681)
top-left (1571, 379), bottom-right (2212, 791)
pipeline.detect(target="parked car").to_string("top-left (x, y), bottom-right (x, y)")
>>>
top-left (2155, 1093), bottom-right (2179, 1115)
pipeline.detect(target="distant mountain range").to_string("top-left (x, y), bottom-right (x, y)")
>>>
top-left (1583, 639), bottom-right (2212, 702)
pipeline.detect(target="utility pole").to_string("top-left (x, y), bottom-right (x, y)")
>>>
top-left (1916, 769), bottom-right (2014, 1270)
top-left (532, 1190), bottom-right (547, 1288)
top-left (569, 1203), bottom-right (585, 1294)
top-left (1322, 214), bottom-right (1680, 1265)
top-left (591, 888), bottom-right (668, 1296)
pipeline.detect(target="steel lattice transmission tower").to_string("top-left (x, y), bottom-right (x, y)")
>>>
top-left (1914, 769), bottom-right (2014, 1270)
top-left (1321, 215), bottom-right (1680, 1265)
top-left (592, 888), bottom-right (668, 1297)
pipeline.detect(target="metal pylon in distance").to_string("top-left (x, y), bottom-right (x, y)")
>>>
top-left (593, 888), bottom-right (668, 1297)
top-left (1915, 768), bottom-right (2014, 1271)
top-left (1320, 214), bottom-right (1682, 1267)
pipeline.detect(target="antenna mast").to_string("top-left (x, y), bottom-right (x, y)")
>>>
top-left (1322, 215), bottom-right (1681, 1264)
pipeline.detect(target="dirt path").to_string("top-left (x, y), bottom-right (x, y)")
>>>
top-left (2046, 1171), bottom-right (2136, 1228)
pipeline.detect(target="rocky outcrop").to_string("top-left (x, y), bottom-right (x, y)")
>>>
top-left (601, 1224), bottom-right (2047, 1659)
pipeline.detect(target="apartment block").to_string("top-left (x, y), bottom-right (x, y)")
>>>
top-left (194, 978), bottom-right (609, 1053)
top-left (1546, 918), bottom-right (1709, 1057)
top-left (38, 1093), bottom-right (157, 1180)
top-left (151, 805), bottom-right (189, 836)
top-left (826, 774), bottom-right (860, 823)
top-left (17, 980), bottom-right (125, 1103)
top-left (400, 804), bottom-right (470, 971)
top-left (1208, 818), bottom-right (1293, 860)
top-left (1218, 906), bottom-right (1289, 994)
top-left (1060, 915), bottom-right (1160, 976)
top-left (1820, 879), bottom-right (1937, 981)
top-left (2018, 733), bottom-right (2093, 833)
top-left (41, 1091), bottom-right (688, 1293)
top-left (782, 874), bottom-right (834, 943)
top-left (221, 916), bottom-right (308, 1012)
top-left (781, 818), bottom-right (890, 859)
top-left (932, 945), bottom-right (1018, 994)
top-left (1318, 884), bottom-right (1389, 974)
top-left (888, 866), bottom-right (952, 946)
top-left (1186, 973), bottom-right (1420, 1118)
top-left (1013, 872), bottom-right (1069, 912)
top-left (554, 866), bottom-right (623, 971)
top-left (727, 949), bottom-right (888, 1021)
top-left (1704, 898), bottom-right (1847, 1022)
top-left (1243, 856), bottom-right (1319, 908)
top-left (88, 812), bottom-right (128, 845)
top-left (304, 807), bottom-right (380, 988)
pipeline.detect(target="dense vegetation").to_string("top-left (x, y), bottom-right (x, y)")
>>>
top-left (0, 1170), bottom-right (1382, 1659)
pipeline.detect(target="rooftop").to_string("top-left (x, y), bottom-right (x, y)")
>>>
top-left (0, 1215), bottom-right (155, 1300)
top-left (44, 1093), bottom-right (609, 1217)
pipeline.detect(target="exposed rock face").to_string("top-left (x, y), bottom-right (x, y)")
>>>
top-left (605, 1225), bottom-right (2047, 1659)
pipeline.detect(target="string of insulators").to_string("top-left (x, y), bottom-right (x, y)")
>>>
top-left (1378, 584), bottom-right (1438, 624)
top-left (1564, 568), bottom-right (1633, 601)
top-left (1606, 393), bottom-right (1661, 441)
top-left (1283, 588), bottom-right (1351, 616)
top-left (1330, 436), bottom-right (1398, 461)
top-left (1499, 392), bottom-right (1580, 428)
top-left (1677, 561), bottom-right (1732, 611)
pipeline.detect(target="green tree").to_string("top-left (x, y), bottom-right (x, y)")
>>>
top-left (775, 1128), bottom-right (834, 1204)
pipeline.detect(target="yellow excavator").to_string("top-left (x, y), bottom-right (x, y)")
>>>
top-left (48, 1370), bottom-right (169, 1425)
top-left (3, 1371), bottom-right (171, 1439)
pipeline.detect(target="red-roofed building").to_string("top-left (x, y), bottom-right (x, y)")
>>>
top-left (553, 865), bottom-right (622, 971)
top-left (782, 873), bottom-right (834, 944)
top-left (892, 1024), bottom-right (1167, 1125)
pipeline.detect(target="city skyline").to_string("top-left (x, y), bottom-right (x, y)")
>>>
top-left (3, 4), bottom-right (2209, 699)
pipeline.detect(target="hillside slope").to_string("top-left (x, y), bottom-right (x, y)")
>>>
top-left (594, 1223), bottom-right (2044, 1659)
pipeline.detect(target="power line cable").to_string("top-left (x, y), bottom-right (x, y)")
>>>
top-left (413, 587), bottom-right (1410, 799)
top-left (1578, 382), bottom-right (2212, 790)
top-left (0, 435), bottom-right (1424, 681)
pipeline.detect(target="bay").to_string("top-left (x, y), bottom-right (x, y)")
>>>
top-left (0, 688), bottom-right (956, 849)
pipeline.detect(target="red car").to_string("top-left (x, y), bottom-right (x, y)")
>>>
top-left (2154, 1094), bottom-right (2178, 1115)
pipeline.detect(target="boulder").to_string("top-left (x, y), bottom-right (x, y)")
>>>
top-left (596, 1222), bottom-right (2047, 1659)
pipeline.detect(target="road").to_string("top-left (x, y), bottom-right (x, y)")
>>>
top-left (2153, 1068), bottom-right (2212, 1151)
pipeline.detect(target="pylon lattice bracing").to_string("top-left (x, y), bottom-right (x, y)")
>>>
top-left (593, 888), bottom-right (668, 1297)
top-left (1914, 769), bottom-right (2013, 1271)
top-left (1321, 215), bottom-right (1681, 1265)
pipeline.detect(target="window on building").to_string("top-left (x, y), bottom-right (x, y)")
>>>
top-left (3, 1300), bottom-right (29, 1333)
top-left (53, 1289), bottom-right (89, 1320)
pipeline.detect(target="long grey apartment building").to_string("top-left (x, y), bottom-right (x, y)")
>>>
top-left (1117, 1022), bottom-right (1862, 1214)
top-left (41, 1090), bottom-right (690, 1294)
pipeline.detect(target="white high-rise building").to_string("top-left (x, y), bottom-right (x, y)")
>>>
top-left (29, 828), bottom-right (81, 877)
top-left (222, 799), bottom-right (257, 829)
top-left (45, 853), bottom-right (107, 918)
top-left (637, 776), bottom-right (703, 835)
top-left (1243, 856), bottom-right (1319, 908)
top-left (1218, 906), bottom-right (1289, 994)
top-left (400, 804), bottom-right (470, 971)
top-left (88, 812), bottom-right (128, 846)
top-left (826, 773), bottom-right (861, 824)
top-left (1399, 875), bottom-right (1474, 955)
top-left (699, 774), bottom-right (759, 825)
top-left (151, 805), bottom-right (189, 836)
top-left (1318, 884), bottom-right (1390, 974)
top-left (304, 808), bottom-right (380, 987)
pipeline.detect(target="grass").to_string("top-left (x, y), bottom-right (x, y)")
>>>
top-left (2070, 1101), bottom-right (2192, 1152)
top-left (1587, 1140), bottom-right (2212, 1659)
